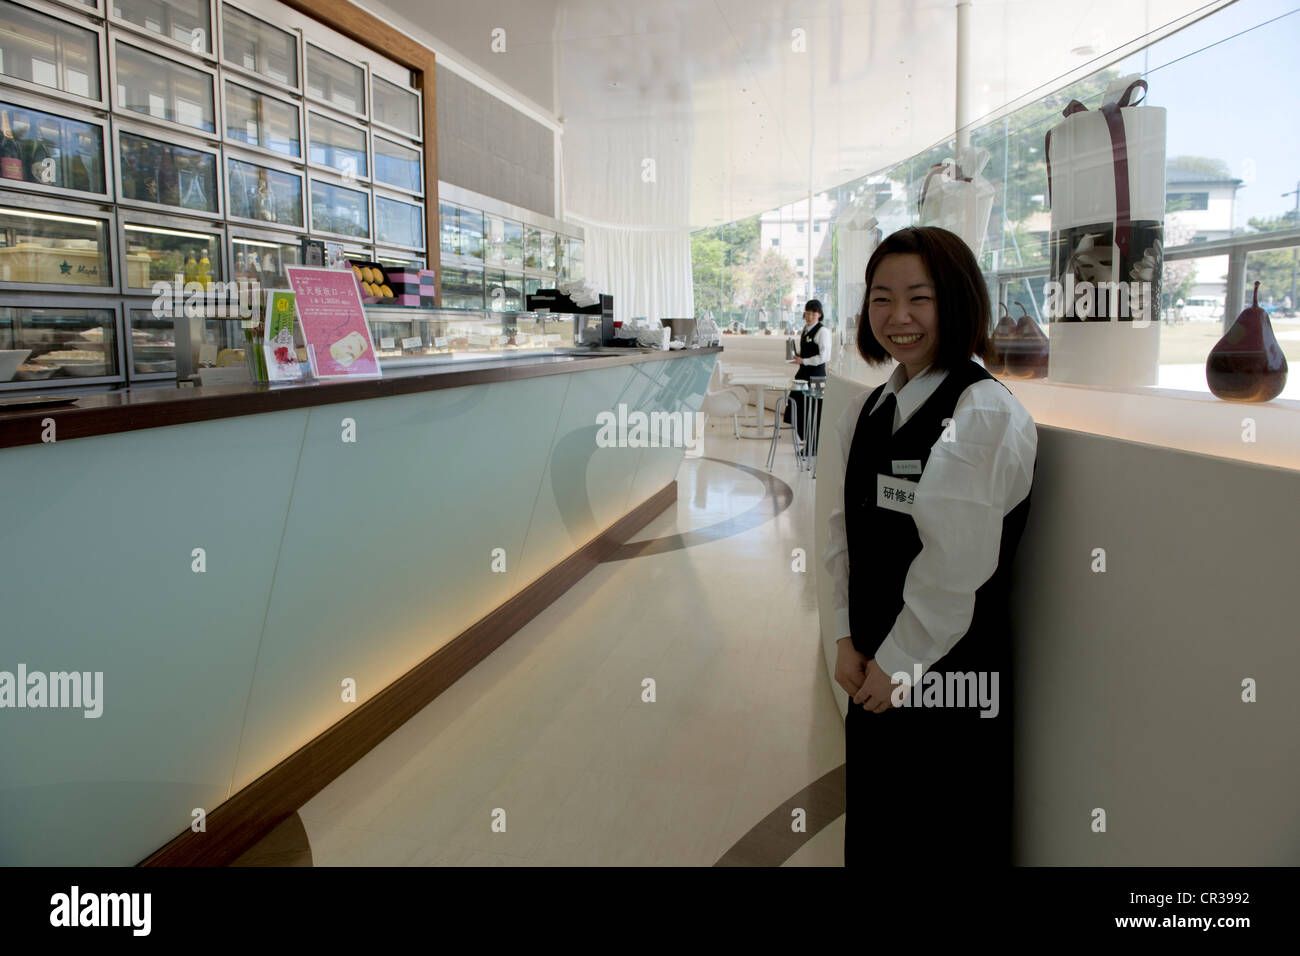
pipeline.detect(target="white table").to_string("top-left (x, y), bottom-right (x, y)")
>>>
top-left (727, 373), bottom-right (795, 437)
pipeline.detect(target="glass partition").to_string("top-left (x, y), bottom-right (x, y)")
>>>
top-left (439, 262), bottom-right (483, 310)
top-left (372, 135), bottom-right (419, 192)
top-left (310, 177), bottom-right (370, 239)
top-left (308, 110), bottom-right (367, 179)
top-left (375, 194), bottom-right (421, 249)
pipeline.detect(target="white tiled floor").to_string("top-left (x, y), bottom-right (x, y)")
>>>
top-left (299, 417), bottom-right (846, 866)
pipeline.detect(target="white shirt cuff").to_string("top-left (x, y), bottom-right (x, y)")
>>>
top-left (834, 608), bottom-right (851, 641)
top-left (873, 635), bottom-right (927, 686)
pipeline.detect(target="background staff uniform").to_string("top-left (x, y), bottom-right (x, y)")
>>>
top-left (784, 320), bottom-right (831, 440)
top-left (823, 358), bottom-right (1038, 867)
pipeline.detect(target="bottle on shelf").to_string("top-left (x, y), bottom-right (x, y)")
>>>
top-left (184, 249), bottom-right (199, 285)
top-left (29, 118), bottom-right (58, 186)
top-left (198, 248), bottom-right (213, 291)
top-left (159, 146), bottom-right (179, 206)
top-left (229, 160), bottom-right (251, 218)
top-left (234, 250), bottom-right (247, 276)
top-left (69, 130), bottom-right (93, 192)
top-left (255, 169), bottom-right (276, 222)
top-left (0, 110), bottom-right (25, 181)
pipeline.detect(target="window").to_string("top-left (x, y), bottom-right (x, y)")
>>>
top-left (770, 237), bottom-right (779, 247)
top-left (814, 222), bottom-right (821, 232)
top-left (795, 258), bottom-right (804, 267)
top-left (1167, 192), bottom-right (1210, 211)
top-left (796, 222), bottom-right (805, 233)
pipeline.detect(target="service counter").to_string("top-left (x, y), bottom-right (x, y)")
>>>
top-left (0, 345), bottom-right (719, 865)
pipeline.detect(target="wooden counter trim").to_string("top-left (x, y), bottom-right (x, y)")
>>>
top-left (139, 479), bottom-right (679, 867)
top-left (0, 347), bottom-right (721, 449)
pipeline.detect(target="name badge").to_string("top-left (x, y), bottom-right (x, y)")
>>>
top-left (891, 459), bottom-right (923, 475)
top-left (877, 473), bottom-right (917, 514)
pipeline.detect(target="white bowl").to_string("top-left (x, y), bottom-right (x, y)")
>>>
top-left (0, 349), bottom-right (33, 382)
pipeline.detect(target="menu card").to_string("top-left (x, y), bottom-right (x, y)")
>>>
top-left (286, 266), bottom-right (381, 379)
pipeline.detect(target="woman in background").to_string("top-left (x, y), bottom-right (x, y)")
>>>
top-left (784, 298), bottom-right (831, 446)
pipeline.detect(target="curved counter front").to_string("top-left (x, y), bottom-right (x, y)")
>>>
top-left (0, 347), bottom-right (719, 865)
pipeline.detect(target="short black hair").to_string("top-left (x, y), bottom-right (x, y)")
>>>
top-left (856, 226), bottom-right (989, 371)
top-left (803, 299), bottom-right (823, 317)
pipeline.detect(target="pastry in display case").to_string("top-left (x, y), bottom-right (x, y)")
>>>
top-left (0, 306), bottom-right (120, 383)
top-left (128, 307), bottom-right (178, 376)
top-left (365, 307), bottom-right (573, 367)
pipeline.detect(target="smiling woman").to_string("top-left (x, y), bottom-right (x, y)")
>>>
top-left (827, 225), bottom-right (1038, 869)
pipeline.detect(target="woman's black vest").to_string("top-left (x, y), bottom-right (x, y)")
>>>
top-left (795, 321), bottom-right (826, 381)
top-left (843, 360), bottom-right (1033, 680)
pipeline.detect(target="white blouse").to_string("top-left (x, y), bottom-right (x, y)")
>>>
top-left (822, 362), bottom-right (1038, 681)
top-left (800, 325), bottom-right (833, 368)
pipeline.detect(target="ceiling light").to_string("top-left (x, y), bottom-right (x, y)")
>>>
top-left (1071, 45), bottom-right (1097, 56)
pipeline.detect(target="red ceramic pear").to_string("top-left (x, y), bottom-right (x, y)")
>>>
top-left (984, 303), bottom-right (1017, 374)
top-left (1003, 303), bottom-right (1049, 379)
top-left (1206, 281), bottom-right (1288, 402)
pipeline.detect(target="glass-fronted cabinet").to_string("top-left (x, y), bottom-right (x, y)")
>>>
top-left (567, 237), bottom-right (584, 280)
top-left (0, 202), bottom-right (114, 290)
top-left (111, 0), bottom-right (214, 57)
top-left (371, 74), bottom-right (418, 139)
top-left (372, 134), bottom-right (418, 193)
top-left (117, 128), bottom-right (220, 215)
top-left (310, 177), bottom-right (369, 239)
top-left (484, 214), bottom-right (523, 268)
top-left (230, 231), bottom-right (300, 287)
top-left (221, 2), bottom-right (298, 89)
top-left (226, 155), bottom-right (303, 228)
top-left (308, 110), bottom-right (367, 181)
top-left (525, 225), bottom-right (557, 271)
top-left (114, 39), bottom-right (216, 133)
top-left (365, 307), bottom-right (569, 365)
top-left (224, 80), bottom-right (301, 159)
top-left (485, 268), bottom-right (523, 313)
top-left (305, 42), bottom-right (364, 116)
top-left (126, 303), bottom-right (177, 377)
top-left (0, 302), bottom-right (121, 386)
top-left (0, 98), bottom-right (107, 197)
top-left (439, 263), bottom-right (482, 310)
top-left (0, 1), bottom-right (103, 103)
top-left (375, 193), bottom-right (421, 249)
top-left (121, 218), bottom-right (224, 291)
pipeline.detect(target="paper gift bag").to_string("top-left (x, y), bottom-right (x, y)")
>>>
top-left (917, 145), bottom-right (997, 260)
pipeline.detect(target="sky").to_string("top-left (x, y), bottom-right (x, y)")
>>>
top-left (1134, 0), bottom-right (1300, 227)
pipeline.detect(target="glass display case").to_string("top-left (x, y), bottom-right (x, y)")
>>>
top-left (111, 0), bottom-right (214, 56)
top-left (0, 0), bottom-right (102, 102)
top-left (0, 301), bottom-right (121, 386)
top-left (375, 193), bottom-right (421, 249)
top-left (305, 42), bottom-right (364, 116)
top-left (484, 213), bottom-right (523, 268)
top-left (118, 129), bottom-right (219, 214)
top-left (221, 2), bottom-right (297, 89)
top-left (365, 307), bottom-right (572, 366)
top-left (371, 74), bottom-right (418, 139)
top-left (114, 38), bottom-right (216, 133)
top-left (308, 110), bottom-right (366, 179)
top-left (524, 225), bottom-right (556, 271)
top-left (126, 303), bottom-right (177, 377)
top-left (226, 155), bottom-right (303, 227)
top-left (372, 134), bottom-right (419, 193)
top-left (0, 203), bottom-right (113, 290)
top-left (374, 249), bottom-right (422, 272)
top-left (439, 263), bottom-right (483, 310)
top-left (230, 231), bottom-right (300, 287)
top-left (567, 237), bottom-right (584, 280)
top-left (121, 219), bottom-right (223, 291)
top-left (224, 79), bottom-right (301, 159)
top-left (0, 98), bottom-right (106, 196)
top-left (485, 268), bottom-right (523, 313)
top-left (447, 203), bottom-right (483, 259)
top-left (309, 176), bottom-right (369, 239)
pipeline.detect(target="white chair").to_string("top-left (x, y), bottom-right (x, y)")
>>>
top-left (697, 362), bottom-right (746, 441)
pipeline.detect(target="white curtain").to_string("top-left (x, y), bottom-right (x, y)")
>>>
top-left (558, 35), bottom-right (696, 327)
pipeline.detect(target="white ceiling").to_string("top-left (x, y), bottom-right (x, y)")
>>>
top-left (369, 0), bottom-right (1232, 229)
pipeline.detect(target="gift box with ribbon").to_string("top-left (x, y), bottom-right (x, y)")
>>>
top-left (1044, 74), bottom-right (1166, 386)
top-left (917, 144), bottom-right (997, 261)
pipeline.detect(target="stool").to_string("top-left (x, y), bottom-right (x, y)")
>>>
top-left (766, 387), bottom-right (800, 471)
